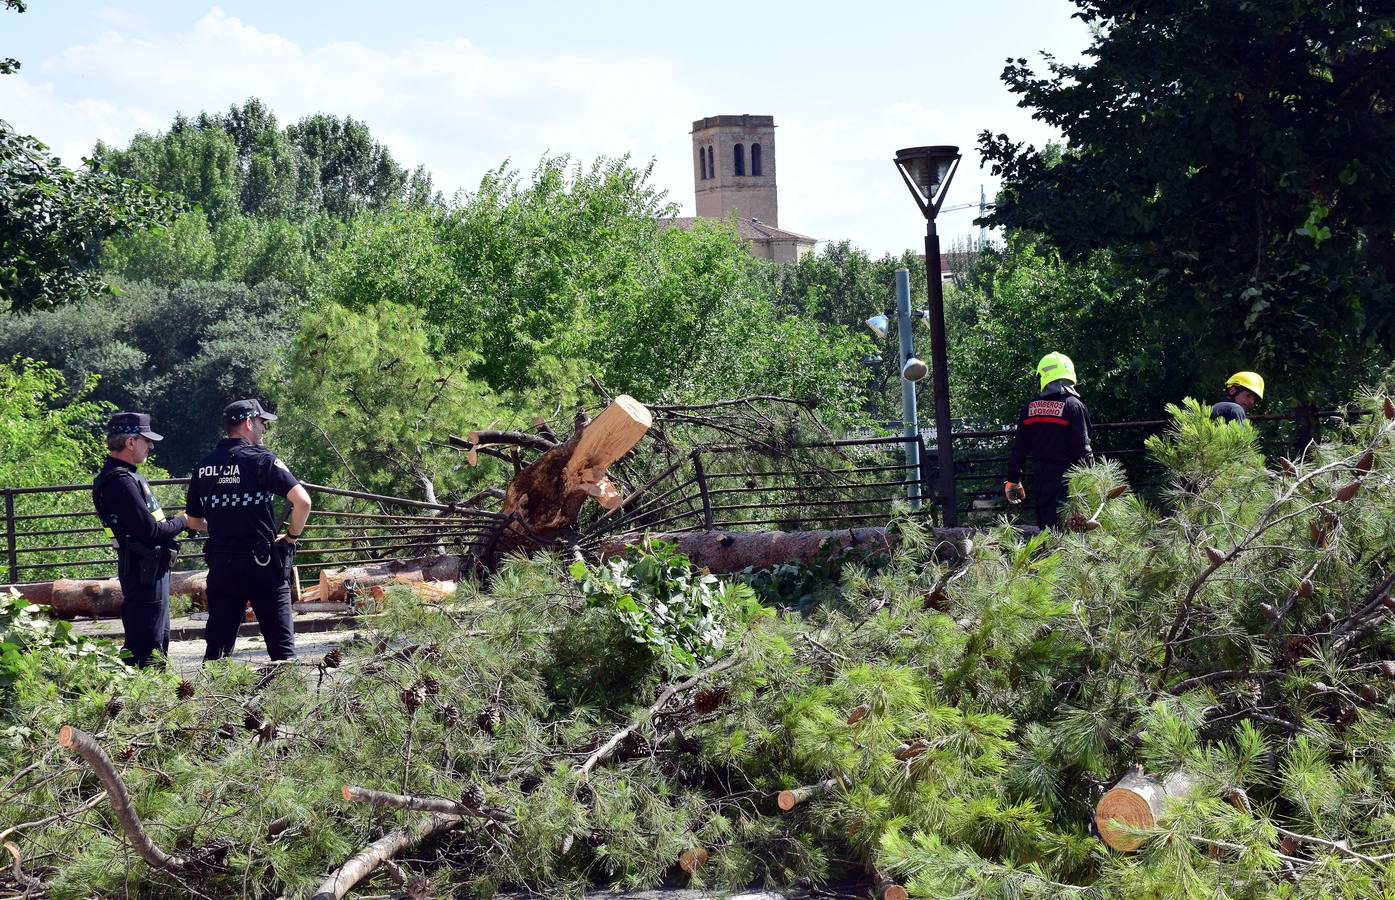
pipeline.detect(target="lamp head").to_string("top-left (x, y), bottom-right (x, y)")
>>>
top-left (894, 145), bottom-right (961, 219)
top-left (901, 356), bottom-right (929, 382)
top-left (865, 313), bottom-right (890, 340)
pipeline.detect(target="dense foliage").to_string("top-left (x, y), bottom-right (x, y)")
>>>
top-left (980, 0), bottom-right (1395, 404)
top-left (0, 281), bottom-right (297, 475)
top-left (6, 394), bottom-right (1395, 897)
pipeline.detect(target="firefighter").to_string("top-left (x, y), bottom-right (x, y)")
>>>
top-left (1004, 352), bottom-right (1095, 529)
top-left (1211, 371), bottom-right (1265, 424)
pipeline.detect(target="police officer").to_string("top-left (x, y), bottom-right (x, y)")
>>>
top-left (1004, 352), bottom-right (1095, 529)
top-left (185, 399), bottom-right (311, 662)
top-left (1211, 371), bottom-right (1265, 424)
top-left (92, 412), bottom-right (187, 668)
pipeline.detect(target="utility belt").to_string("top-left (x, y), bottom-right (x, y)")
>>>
top-left (205, 538), bottom-right (295, 582)
top-left (120, 539), bottom-right (178, 587)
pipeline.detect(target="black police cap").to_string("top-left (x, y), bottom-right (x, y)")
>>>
top-left (107, 412), bottom-right (163, 441)
top-left (223, 399), bottom-right (279, 426)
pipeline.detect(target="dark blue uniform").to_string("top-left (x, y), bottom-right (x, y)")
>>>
top-left (1006, 385), bottom-right (1095, 528)
top-left (187, 438), bottom-right (301, 660)
top-left (92, 457), bottom-right (187, 667)
top-left (1210, 398), bottom-right (1247, 423)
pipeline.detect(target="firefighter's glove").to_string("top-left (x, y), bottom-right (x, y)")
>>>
top-left (1004, 481), bottom-right (1026, 505)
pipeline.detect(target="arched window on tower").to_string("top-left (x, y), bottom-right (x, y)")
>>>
top-left (699, 147), bottom-right (707, 180)
top-left (707, 146), bottom-right (714, 178)
top-left (751, 143), bottom-right (762, 176)
top-left (733, 143), bottom-right (745, 176)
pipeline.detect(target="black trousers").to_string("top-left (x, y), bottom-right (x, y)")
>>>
top-left (118, 566), bottom-right (170, 668)
top-left (1032, 461), bottom-right (1072, 529)
top-left (203, 552), bottom-right (296, 661)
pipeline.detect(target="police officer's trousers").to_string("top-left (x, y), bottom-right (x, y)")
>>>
top-left (203, 552), bottom-right (296, 661)
top-left (1033, 461), bottom-right (1072, 529)
top-left (118, 567), bottom-right (170, 668)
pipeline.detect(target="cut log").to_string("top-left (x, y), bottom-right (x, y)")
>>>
top-left (777, 777), bottom-right (841, 811)
top-left (491, 396), bottom-right (651, 560)
top-left (318, 555), bottom-right (463, 603)
top-left (28, 569), bottom-right (208, 619)
top-left (1095, 769), bottom-right (1198, 851)
top-left (873, 869), bottom-right (909, 900)
top-left (678, 846), bottom-right (709, 873)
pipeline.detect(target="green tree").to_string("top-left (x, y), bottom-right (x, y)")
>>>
top-left (270, 301), bottom-right (513, 502)
top-left (0, 280), bottom-right (296, 474)
top-left (980, 0), bottom-right (1395, 404)
top-left (0, 357), bottom-right (106, 487)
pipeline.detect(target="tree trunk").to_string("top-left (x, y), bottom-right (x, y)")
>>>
top-left (490, 395), bottom-right (651, 561)
top-left (597, 527), bottom-right (987, 574)
top-left (1095, 769), bottom-right (1197, 851)
top-left (317, 555), bottom-right (462, 603)
top-left (38, 570), bottom-right (207, 619)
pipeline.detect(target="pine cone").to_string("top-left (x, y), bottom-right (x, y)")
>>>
top-left (421, 675), bottom-right (440, 696)
top-left (1258, 602), bottom-right (1280, 622)
top-left (176, 680), bottom-right (196, 700)
top-left (1358, 684), bottom-right (1381, 704)
top-left (692, 686), bottom-right (728, 714)
top-left (620, 730), bottom-right (650, 758)
top-left (1378, 661), bottom-right (1395, 679)
top-left (476, 704), bottom-right (501, 734)
top-left (105, 696), bottom-right (126, 718)
top-left (116, 744), bottom-right (136, 763)
top-left (1385, 397), bottom-right (1395, 421)
top-left (243, 707), bottom-right (267, 734)
top-left (437, 704), bottom-right (460, 726)
top-left (322, 648), bottom-right (342, 669)
top-left (1335, 481), bottom-right (1361, 502)
top-left (459, 783), bottom-right (486, 810)
top-left (1356, 448), bottom-right (1376, 473)
top-left (400, 685), bottom-right (426, 711)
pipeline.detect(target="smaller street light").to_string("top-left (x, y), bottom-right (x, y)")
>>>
top-left (866, 271), bottom-right (929, 508)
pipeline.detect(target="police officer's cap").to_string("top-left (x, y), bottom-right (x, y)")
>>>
top-left (223, 399), bottom-right (279, 426)
top-left (107, 412), bottom-right (163, 441)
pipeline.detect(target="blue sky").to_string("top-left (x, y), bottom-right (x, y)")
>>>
top-left (2, 1), bottom-right (1092, 255)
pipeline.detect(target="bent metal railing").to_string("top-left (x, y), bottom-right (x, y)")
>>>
top-left (0, 480), bottom-right (507, 589)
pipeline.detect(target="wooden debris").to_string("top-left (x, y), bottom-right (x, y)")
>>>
top-left (776, 777), bottom-right (840, 811)
top-left (1095, 769), bottom-right (1197, 851)
top-left (309, 813), bottom-right (461, 900)
top-left (318, 556), bottom-right (462, 604)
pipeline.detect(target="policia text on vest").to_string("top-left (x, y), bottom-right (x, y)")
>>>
top-left (184, 399), bottom-right (312, 663)
top-left (91, 412), bottom-right (188, 668)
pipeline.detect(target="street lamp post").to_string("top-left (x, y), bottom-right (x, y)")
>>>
top-left (894, 145), bottom-right (962, 526)
top-left (864, 277), bottom-right (928, 510)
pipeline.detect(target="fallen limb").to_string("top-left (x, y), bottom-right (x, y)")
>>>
top-left (56, 725), bottom-right (186, 870)
top-left (341, 785), bottom-right (514, 834)
top-left (309, 812), bottom-right (461, 900)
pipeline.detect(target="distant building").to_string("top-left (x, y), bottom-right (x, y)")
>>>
top-left (663, 114), bottom-right (816, 263)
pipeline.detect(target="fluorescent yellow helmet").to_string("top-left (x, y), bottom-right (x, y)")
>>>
top-left (1226, 371), bottom-right (1265, 399)
top-left (1036, 352), bottom-right (1077, 391)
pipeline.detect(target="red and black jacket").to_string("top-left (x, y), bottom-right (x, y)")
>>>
top-left (1006, 386), bottom-right (1095, 481)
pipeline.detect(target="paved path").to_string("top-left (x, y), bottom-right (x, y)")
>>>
top-left (71, 612), bottom-right (361, 675)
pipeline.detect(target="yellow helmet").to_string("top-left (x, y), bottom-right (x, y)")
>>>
top-left (1036, 352), bottom-right (1077, 391)
top-left (1226, 371), bottom-right (1265, 400)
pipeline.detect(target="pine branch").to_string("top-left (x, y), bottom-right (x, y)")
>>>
top-left (309, 813), bottom-right (461, 900)
top-left (56, 725), bottom-right (187, 870)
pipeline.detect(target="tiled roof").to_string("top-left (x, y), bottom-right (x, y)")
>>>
top-left (661, 216), bottom-right (816, 245)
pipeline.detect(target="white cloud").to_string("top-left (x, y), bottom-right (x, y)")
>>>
top-left (0, 6), bottom-right (1060, 255)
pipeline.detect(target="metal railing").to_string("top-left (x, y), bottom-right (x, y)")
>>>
top-left (0, 479), bottom-right (506, 589)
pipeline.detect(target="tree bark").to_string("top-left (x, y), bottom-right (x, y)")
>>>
top-left (1095, 768), bottom-right (1197, 851)
top-left (597, 527), bottom-right (988, 574)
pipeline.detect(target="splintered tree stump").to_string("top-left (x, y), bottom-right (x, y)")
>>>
top-left (492, 395), bottom-right (651, 559)
top-left (1095, 769), bottom-right (1198, 851)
